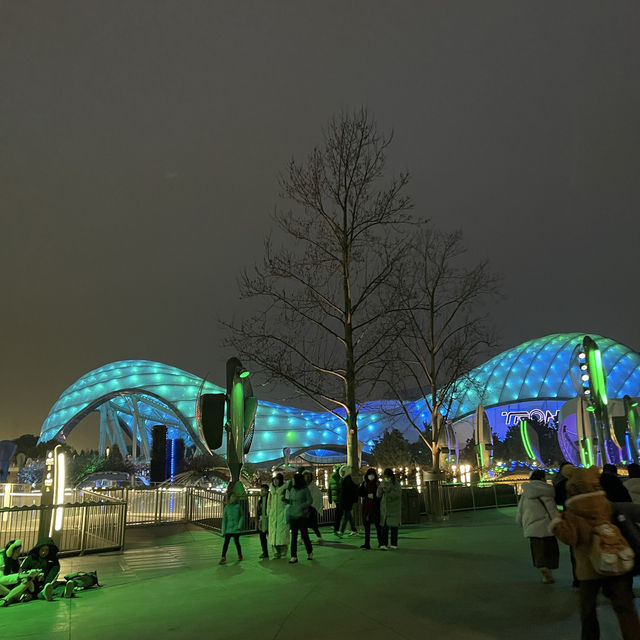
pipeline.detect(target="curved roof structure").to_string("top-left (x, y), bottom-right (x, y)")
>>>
top-left (39, 333), bottom-right (640, 462)
top-left (441, 332), bottom-right (640, 421)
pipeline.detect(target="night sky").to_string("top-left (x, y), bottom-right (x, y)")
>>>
top-left (2, 2), bottom-right (639, 449)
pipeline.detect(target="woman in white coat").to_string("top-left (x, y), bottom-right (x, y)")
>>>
top-left (516, 469), bottom-right (560, 583)
top-left (267, 473), bottom-right (290, 558)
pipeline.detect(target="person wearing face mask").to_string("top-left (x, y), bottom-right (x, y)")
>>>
top-left (377, 469), bottom-right (402, 550)
top-left (267, 473), bottom-right (290, 559)
top-left (359, 468), bottom-right (381, 549)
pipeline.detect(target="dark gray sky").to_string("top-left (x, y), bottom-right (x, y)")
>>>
top-left (2, 1), bottom-right (640, 448)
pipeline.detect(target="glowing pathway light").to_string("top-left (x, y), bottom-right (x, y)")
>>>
top-left (52, 446), bottom-right (66, 533)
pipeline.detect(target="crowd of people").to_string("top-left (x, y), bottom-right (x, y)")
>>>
top-left (516, 462), bottom-right (640, 640)
top-left (0, 537), bottom-right (76, 607)
top-left (219, 464), bottom-right (403, 565)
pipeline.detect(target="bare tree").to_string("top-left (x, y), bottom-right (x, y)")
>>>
top-left (386, 226), bottom-right (500, 474)
top-left (224, 109), bottom-right (413, 472)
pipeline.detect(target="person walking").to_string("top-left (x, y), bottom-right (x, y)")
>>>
top-left (267, 473), bottom-right (290, 559)
top-left (303, 470), bottom-right (324, 543)
top-left (359, 468), bottom-right (381, 549)
top-left (377, 468), bottom-right (401, 549)
top-left (219, 493), bottom-right (243, 565)
top-left (551, 464), bottom-right (640, 640)
top-left (338, 465), bottom-right (359, 537)
top-left (284, 473), bottom-right (314, 564)
top-left (328, 464), bottom-right (344, 537)
top-left (256, 484), bottom-right (270, 559)
top-left (515, 469), bottom-right (560, 583)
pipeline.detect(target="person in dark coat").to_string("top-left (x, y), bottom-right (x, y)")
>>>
top-left (19, 537), bottom-right (61, 601)
top-left (600, 464), bottom-right (632, 503)
top-left (338, 466), bottom-right (358, 537)
top-left (328, 464), bottom-right (343, 537)
top-left (256, 484), bottom-right (270, 559)
top-left (359, 468), bottom-right (381, 549)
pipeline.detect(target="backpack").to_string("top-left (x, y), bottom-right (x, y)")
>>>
top-left (63, 571), bottom-right (102, 590)
top-left (589, 521), bottom-right (635, 576)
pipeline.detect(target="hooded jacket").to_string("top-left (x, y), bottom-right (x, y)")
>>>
top-left (0, 540), bottom-right (21, 576)
top-left (20, 536), bottom-right (60, 585)
top-left (285, 486), bottom-right (312, 520)
top-left (515, 480), bottom-right (558, 538)
top-left (377, 478), bottom-right (401, 527)
top-left (328, 469), bottom-right (342, 504)
top-left (339, 468), bottom-right (359, 508)
top-left (267, 482), bottom-right (290, 547)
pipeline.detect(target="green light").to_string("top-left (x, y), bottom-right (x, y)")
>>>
top-left (520, 420), bottom-right (535, 460)
top-left (593, 349), bottom-right (608, 405)
top-left (239, 370), bottom-right (250, 379)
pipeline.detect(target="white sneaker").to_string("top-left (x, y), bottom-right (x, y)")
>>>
top-left (379, 545), bottom-right (388, 550)
top-left (289, 557), bottom-right (298, 564)
top-left (348, 531), bottom-right (357, 537)
top-left (390, 545), bottom-right (398, 549)
top-left (42, 583), bottom-right (54, 601)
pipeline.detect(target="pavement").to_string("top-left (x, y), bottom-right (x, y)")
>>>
top-left (1, 507), bottom-right (638, 640)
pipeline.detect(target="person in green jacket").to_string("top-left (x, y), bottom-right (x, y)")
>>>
top-left (377, 468), bottom-right (402, 550)
top-left (220, 493), bottom-right (244, 565)
top-left (284, 473), bottom-right (314, 564)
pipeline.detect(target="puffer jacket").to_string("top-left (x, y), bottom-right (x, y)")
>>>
top-left (285, 486), bottom-right (312, 520)
top-left (550, 490), bottom-right (623, 581)
top-left (221, 502), bottom-right (244, 535)
top-left (328, 472), bottom-right (342, 504)
top-left (515, 480), bottom-right (558, 538)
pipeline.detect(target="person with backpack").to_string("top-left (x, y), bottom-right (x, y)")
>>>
top-left (284, 473), bottom-right (313, 564)
top-left (338, 465), bottom-right (359, 537)
top-left (359, 467), bottom-right (381, 550)
top-left (267, 473), bottom-right (289, 559)
top-left (550, 465), bottom-right (640, 639)
top-left (515, 469), bottom-right (560, 583)
top-left (328, 464), bottom-right (343, 537)
top-left (377, 468), bottom-right (402, 549)
top-left (219, 493), bottom-right (244, 565)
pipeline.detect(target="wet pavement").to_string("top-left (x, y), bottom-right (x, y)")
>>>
top-left (1, 508), bottom-right (637, 639)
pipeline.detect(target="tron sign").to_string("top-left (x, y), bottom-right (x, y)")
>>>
top-left (501, 408), bottom-right (560, 427)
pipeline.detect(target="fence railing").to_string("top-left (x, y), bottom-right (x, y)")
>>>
top-left (0, 485), bottom-right (127, 555)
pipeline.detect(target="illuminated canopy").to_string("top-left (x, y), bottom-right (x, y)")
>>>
top-left (39, 333), bottom-right (640, 462)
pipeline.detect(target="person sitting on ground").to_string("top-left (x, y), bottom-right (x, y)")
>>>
top-left (359, 467), bottom-right (381, 550)
top-left (256, 484), bottom-right (270, 559)
top-left (515, 470), bottom-right (560, 584)
top-left (623, 463), bottom-right (640, 504)
top-left (302, 470), bottom-right (324, 543)
top-left (219, 492), bottom-right (244, 565)
top-left (338, 465), bottom-right (359, 537)
top-left (377, 468), bottom-right (402, 550)
top-left (600, 463), bottom-right (632, 503)
top-left (550, 465), bottom-right (640, 639)
top-left (284, 473), bottom-right (314, 564)
top-left (0, 540), bottom-right (39, 607)
top-left (20, 537), bottom-right (73, 601)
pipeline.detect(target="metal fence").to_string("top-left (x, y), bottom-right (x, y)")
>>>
top-left (0, 485), bottom-right (127, 556)
top-left (439, 482), bottom-right (519, 512)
